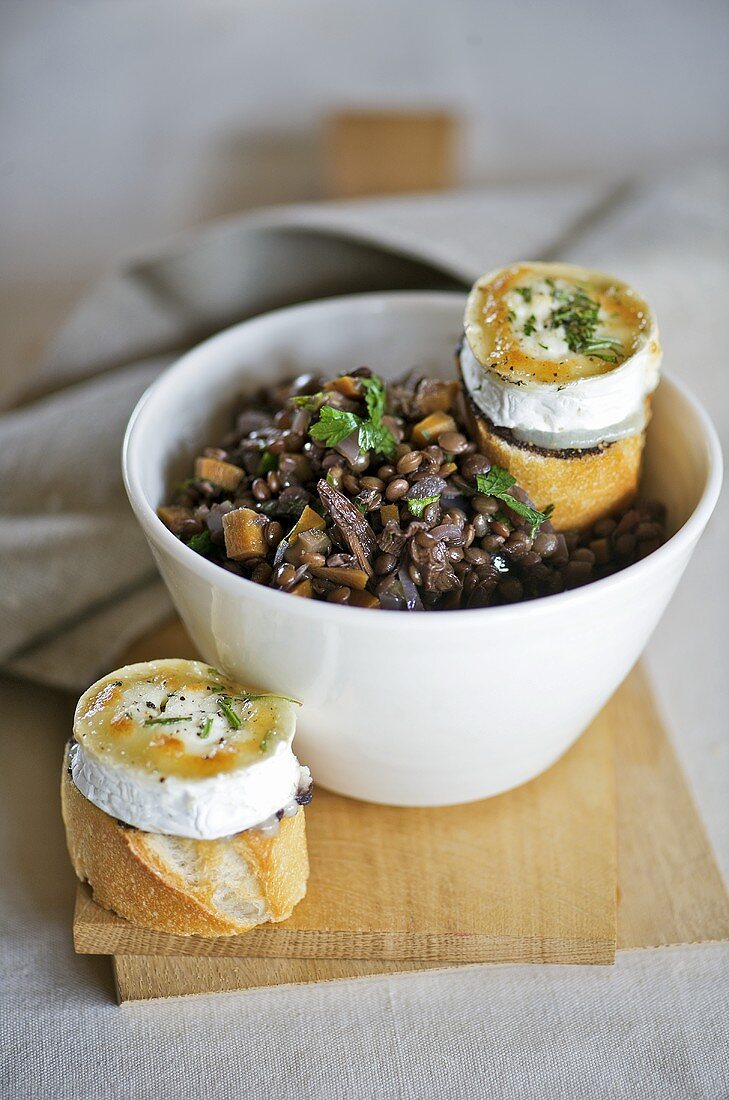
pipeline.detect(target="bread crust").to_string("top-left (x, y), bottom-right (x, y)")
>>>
top-left (460, 385), bottom-right (647, 531)
top-left (61, 748), bottom-right (308, 936)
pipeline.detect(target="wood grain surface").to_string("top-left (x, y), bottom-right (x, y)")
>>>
top-left (75, 696), bottom-right (617, 965)
top-left (73, 620), bottom-right (729, 1001)
top-left (614, 664), bottom-right (729, 950)
top-left (111, 661), bottom-right (729, 999)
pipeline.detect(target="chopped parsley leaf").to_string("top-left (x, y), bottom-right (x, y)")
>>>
top-left (407, 493), bottom-right (441, 517)
top-left (309, 405), bottom-right (361, 448)
top-left (258, 450), bottom-right (278, 475)
top-left (548, 284), bottom-right (622, 360)
top-left (185, 529), bottom-right (213, 555)
top-left (476, 466), bottom-right (554, 539)
top-left (307, 373), bottom-right (396, 459)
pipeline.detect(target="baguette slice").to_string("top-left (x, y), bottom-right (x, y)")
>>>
top-left (62, 747), bottom-right (309, 936)
top-left (460, 377), bottom-right (648, 532)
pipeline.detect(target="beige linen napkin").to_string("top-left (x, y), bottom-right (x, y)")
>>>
top-left (0, 179), bottom-right (635, 689)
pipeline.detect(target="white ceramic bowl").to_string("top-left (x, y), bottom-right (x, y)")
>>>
top-left (123, 293), bottom-right (722, 806)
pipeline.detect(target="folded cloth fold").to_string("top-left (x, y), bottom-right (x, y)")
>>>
top-left (0, 181), bottom-right (617, 689)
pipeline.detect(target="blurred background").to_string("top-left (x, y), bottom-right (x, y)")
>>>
top-left (2, 0), bottom-right (728, 394)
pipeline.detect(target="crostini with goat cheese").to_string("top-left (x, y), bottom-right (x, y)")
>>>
top-left (459, 262), bottom-right (661, 530)
top-left (62, 659), bottom-right (312, 935)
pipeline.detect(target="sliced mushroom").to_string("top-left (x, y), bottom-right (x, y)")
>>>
top-left (317, 479), bottom-right (376, 574)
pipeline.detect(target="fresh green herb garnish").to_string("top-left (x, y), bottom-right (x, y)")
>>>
top-left (175, 477), bottom-right (202, 493)
top-left (309, 406), bottom-right (362, 448)
top-left (144, 715), bottom-right (192, 726)
top-left (476, 465), bottom-right (516, 498)
top-left (360, 375), bottom-right (385, 423)
top-left (548, 285), bottom-right (622, 362)
top-left (523, 314), bottom-right (537, 337)
top-left (258, 450), bottom-right (278, 475)
top-left (198, 717), bottom-right (214, 739)
top-left (217, 696), bottom-right (242, 730)
top-left (358, 417), bottom-right (397, 459)
top-left (476, 466), bottom-right (554, 539)
top-left (259, 496), bottom-right (308, 519)
top-left (515, 286), bottom-right (533, 303)
top-left (580, 338), bottom-right (623, 362)
top-left (241, 691), bottom-right (302, 706)
top-left (307, 374), bottom-right (396, 459)
top-left (291, 393), bottom-right (327, 413)
top-left (407, 493), bottom-right (441, 517)
top-left (185, 530), bottom-right (213, 555)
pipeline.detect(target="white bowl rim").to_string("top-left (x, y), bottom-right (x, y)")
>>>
top-left (122, 290), bottom-right (724, 631)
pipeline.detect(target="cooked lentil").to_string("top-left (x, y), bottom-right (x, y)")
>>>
top-left (159, 368), bottom-right (667, 610)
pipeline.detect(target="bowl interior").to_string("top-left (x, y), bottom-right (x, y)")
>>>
top-left (127, 292), bottom-right (717, 555)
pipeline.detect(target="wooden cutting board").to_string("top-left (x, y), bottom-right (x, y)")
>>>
top-left (73, 621), bottom-right (729, 1001)
top-left (75, 676), bottom-right (617, 965)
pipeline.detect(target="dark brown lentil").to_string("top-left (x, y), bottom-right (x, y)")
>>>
top-left (160, 368), bottom-right (667, 610)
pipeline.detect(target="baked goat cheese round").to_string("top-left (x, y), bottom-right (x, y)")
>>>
top-left (69, 659), bottom-right (309, 839)
top-left (461, 261), bottom-right (661, 451)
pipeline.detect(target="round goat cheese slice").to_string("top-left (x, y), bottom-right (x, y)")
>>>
top-left (70, 659), bottom-right (305, 839)
top-left (461, 262), bottom-right (661, 449)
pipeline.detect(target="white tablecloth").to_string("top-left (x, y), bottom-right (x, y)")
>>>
top-left (2, 167), bottom-right (728, 1098)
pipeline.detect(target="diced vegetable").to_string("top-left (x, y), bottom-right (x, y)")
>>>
top-left (222, 507), bottom-right (268, 561)
top-left (309, 566), bottom-right (370, 590)
top-left (194, 457), bottom-right (245, 491)
top-left (347, 589), bottom-right (380, 609)
top-left (287, 504), bottom-right (326, 543)
top-left (158, 505), bottom-right (189, 524)
top-left (157, 505), bottom-right (196, 533)
top-left (289, 579), bottom-right (314, 598)
top-left (324, 375), bottom-right (363, 399)
top-left (410, 412), bottom-right (457, 448)
top-left (415, 379), bottom-right (459, 414)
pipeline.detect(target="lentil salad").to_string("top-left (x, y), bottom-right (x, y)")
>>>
top-left (158, 368), bottom-right (666, 610)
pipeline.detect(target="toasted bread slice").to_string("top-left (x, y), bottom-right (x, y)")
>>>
top-left (61, 748), bottom-right (309, 936)
top-left (461, 385), bottom-right (648, 532)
